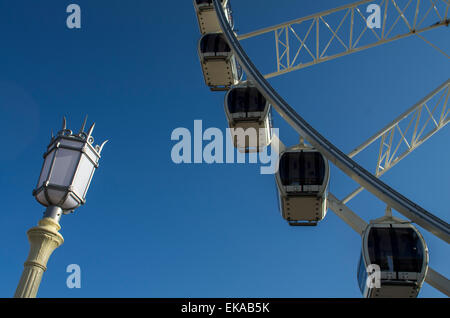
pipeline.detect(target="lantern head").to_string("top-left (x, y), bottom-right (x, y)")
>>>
top-left (33, 117), bottom-right (107, 214)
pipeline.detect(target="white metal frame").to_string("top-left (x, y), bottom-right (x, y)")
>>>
top-left (344, 79), bottom-right (450, 203)
top-left (237, 0), bottom-right (449, 79)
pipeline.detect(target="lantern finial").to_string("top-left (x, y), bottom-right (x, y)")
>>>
top-left (79, 115), bottom-right (88, 134)
top-left (98, 140), bottom-right (109, 154)
top-left (87, 122), bottom-right (95, 137)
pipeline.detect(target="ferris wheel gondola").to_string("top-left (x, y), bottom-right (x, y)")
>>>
top-left (357, 218), bottom-right (429, 298)
top-left (275, 145), bottom-right (330, 226)
top-left (194, 0), bottom-right (232, 35)
top-left (224, 84), bottom-right (272, 152)
top-left (198, 33), bottom-right (239, 91)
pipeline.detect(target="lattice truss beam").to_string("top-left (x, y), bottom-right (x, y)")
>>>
top-left (343, 79), bottom-right (449, 203)
top-left (328, 80), bottom-right (449, 295)
top-left (238, 0), bottom-right (449, 78)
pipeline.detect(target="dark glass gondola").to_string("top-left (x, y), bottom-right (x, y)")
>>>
top-left (357, 220), bottom-right (428, 298)
top-left (275, 146), bottom-right (330, 226)
top-left (224, 85), bottom-right (272, 152)
top-left (198, 33), bottom-right (239, 91)
top-left (200, 33), bottom-right (232, 56)
top-left (195, 0), bottom-right (225, 7)
top-left (193, 0), bottom-right (232, 34)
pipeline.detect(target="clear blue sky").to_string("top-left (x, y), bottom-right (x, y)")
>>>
top-left (0, 0), bottom-right (448, 298)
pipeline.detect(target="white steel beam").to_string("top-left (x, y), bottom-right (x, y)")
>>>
top-left (237, 0), bottom-right (449, 79)
top-left (343, 79), bottom-right (450, 203)
top-left (327, 193), bottom-right (368, 235)
top-left (426, 268), bottom-right (450, 296)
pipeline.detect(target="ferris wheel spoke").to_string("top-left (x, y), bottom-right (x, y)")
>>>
top-left (236, 0), bottom-right (449, 79)
top-left (343, 80), bottom-right (450, 204)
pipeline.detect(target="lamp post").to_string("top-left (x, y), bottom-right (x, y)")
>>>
top-left (14, 117), bottom-right (107, 298)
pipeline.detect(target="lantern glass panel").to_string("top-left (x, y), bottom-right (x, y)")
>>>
top-left (37, 149), bottom-right (55, 188)
top-left (36, 190), bottom-right (48, 206)
top-left (61, 194), bottom-right (80, 210)
top-left (73, 154), bottom-right (95, 198)
top-left (47, 188), bottom-right (66, 206)
top-left (49, 149), bottom-right (81, 186)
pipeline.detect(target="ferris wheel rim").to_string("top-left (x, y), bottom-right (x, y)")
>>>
top-left (212, 0), bottom-right (450, 243)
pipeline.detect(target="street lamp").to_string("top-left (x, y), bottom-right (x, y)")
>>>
top-left (14, 117), bottom-right (107, 298)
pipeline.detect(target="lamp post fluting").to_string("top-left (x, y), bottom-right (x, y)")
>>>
top-left (14, 117), bottom-right (107, 298)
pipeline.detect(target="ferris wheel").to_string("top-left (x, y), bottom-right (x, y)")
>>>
top-left (194, 0), bottom-right (449, 297)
